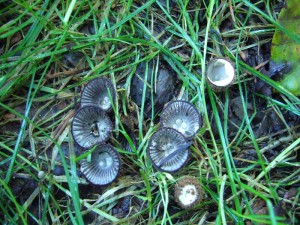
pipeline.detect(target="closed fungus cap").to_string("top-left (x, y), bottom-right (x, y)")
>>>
top-left (147, 128), bottom-right (190, 172)
top-left (80, 144), bottom-right (120, 186)
top-left (72, 106), bottom-right (112, 149)
top-left (81, 77), bottom-right (116, 111)
top-left (206, 58), bottom-right (235, 89)
top-left (174, 176), bottom-right (203, 209)
top-left (160, 100), bottom-right (201, 139)
top-left (119, 124), bottom-right (137, 153)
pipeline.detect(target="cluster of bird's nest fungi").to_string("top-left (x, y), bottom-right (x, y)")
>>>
top-left (71, 57), bottom-right (235, 207)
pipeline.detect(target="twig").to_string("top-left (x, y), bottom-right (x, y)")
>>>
top-left (229, 0), bottom-right (236, 24)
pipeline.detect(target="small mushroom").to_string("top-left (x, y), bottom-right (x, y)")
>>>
top-left (130, 59), bottom-right (179, 117)
top-left (147, 128), bottom-right (191, 172)
top-left (80, 23), bottom-right (96, 35)
top-left (160, 100), bottom-right (201, 139)
top-left (206, 58), bottom-right (235, 91)
top-left (62, 44), bottom-right (85, 68)
top-left (62, 51), bottom-right (84, 68)
top-left (71, 106), bottom-right (112, 149)
top-left (81, 77), bottom-right (116, 111)
top-left (174, 176), bottom-right (203, 209)
top-left (80, 144), bottom-right (120, 185)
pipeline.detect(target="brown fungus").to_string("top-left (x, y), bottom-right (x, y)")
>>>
top-left (174, 176), bottom-right (203, 209)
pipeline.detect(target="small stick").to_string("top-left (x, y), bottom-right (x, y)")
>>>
top-left (158, 141), bottom-right (193, 167)
top-left (229, 0), bottom-right (236, 24)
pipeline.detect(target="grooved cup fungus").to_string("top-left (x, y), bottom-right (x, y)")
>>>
top-left (71, 106), bottom-right (112, 149)
top-left (80, 144), bottom-right (120, 185)
top-left (160, 100), bottom-right (201, 139)
top-left (174, 176), bottom-right (203, 209)
top-left (81, 77), bottom-right (116, 111)
top-left (147, 128), bottom-right (191, 172)
top-left (206, 58), bottom-right (235, 91)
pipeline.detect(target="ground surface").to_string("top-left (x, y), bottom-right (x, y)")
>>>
top-left (0, 0), bottom-right (299, 224)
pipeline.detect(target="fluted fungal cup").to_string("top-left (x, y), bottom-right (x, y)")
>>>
top-left (71, 106), bottom-right (112, 149)
top-left (80, 144), bottom-right (120, 186)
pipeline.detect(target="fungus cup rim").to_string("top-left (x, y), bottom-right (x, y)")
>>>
top-left (205, 58), bottom-right (235, 90)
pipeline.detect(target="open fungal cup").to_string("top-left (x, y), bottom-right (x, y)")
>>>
top-left (160, 100), bottom-right (201, 139)
top-left (174, 176), bottom-right (203, 209)
top-left (72, 106), bottom-right (112, 149)
top-left (81, 77), bottom-right (116, 111)
top-left (80, 144), bottom-right (120, 185)
top-left (147, 128), bottom-right (190, 172)
top-left (206, 58), bottom-right (235, 91)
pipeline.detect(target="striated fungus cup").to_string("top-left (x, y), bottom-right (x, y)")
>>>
top-left (147, 128), bottom-right (191, 172)
top-left (81, 77), bottom-right (116, 111)
top-left (71, 106), bottom-right (112, 149)
top-left (80, 144), bottom-right (120, 186)
top-left (206, 58), bottom-right (235, 91)
top-left (160, 100), bottom-right (201, 139)
top-left (174, 176), bottom-right (203, 209)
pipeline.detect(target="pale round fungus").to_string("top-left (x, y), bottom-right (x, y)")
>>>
top-left (206, 58), bottom-right (235, 87)
top-left (177, 184), bottom-right (198, 206)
